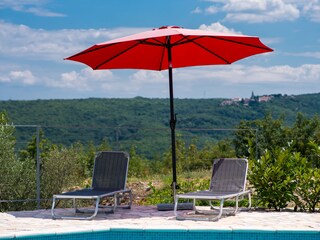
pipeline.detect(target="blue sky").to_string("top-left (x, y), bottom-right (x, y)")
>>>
top-left (0, 0), bottom-right (319, 100)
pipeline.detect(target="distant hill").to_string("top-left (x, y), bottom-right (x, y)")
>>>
top-left (1, 93), bottom-right (319, 157)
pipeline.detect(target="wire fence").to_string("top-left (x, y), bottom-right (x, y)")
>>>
top-left (10, 122), bottom-right (320, 211)
top-left (1, 124), bottom-right (257, 210)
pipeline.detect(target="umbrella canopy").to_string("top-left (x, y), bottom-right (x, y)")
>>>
top-left (65, 26), bottom-right (273, 200)
top-left (66, 25), bottom-right (272, 71)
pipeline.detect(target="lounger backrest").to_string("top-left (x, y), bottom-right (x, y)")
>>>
top-left (92, 151), bottom-right (129, 191)
top-left (210, 158), bottom-right (248, 193)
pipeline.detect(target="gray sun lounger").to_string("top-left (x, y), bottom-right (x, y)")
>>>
top-left (174, 158), bottom-right (251, 221)
top-left (51, 151), bottom-right (132, 220)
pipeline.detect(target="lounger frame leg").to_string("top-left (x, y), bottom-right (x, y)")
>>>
top-left (175, 197), bottom-right (225, 221)
top-left (174, 191), bottom-right (251, 221)
top-left (51, 196), bottom-right (57, 219)
top-left (52, 197), bottom-right (101, 220)
top-left (115, 190), bottom-right (132, 209)
top-left (99, 190), bottom-right (132, 212)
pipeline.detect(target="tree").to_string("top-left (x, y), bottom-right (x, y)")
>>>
top-left (0, 112), bottom-right (17, 207)
top-left (0, 112), bottom-right (36, 211)
top-left (289, 113), bottom-right (320, 167)
top-left (234, 113), bottom-right (290, 158)
top-left (128, 145), bottom-right (150, 178)
top-left (40, 145), bottom-right (85, 207)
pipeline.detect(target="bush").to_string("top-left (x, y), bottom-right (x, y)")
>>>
top-left (294, 166), bottom-right (320, 212)
top-left (249, 148), bottom-right (299, 211)
top-left (40, 145), bottom-right (86, 208)
top-left (0, 112), bottom-right (37, 211)
top-left (143, 177), bottom-right (210, 205)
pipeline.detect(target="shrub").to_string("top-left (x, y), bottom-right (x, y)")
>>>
top-left (143, 178), bottom-right (210, 205)
top-left (294, 166), bottom-right (320, 212)
top-left (249, 148), bottom-right (299, 211)
top-left (40, 145), bottom-right (85, 208)
top-left (0, 112), bottom-right (36, 211)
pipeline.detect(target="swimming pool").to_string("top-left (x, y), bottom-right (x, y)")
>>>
top-left (2, 229), bottom-right (319, 240)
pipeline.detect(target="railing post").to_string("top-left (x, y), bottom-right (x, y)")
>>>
top-left (36, 125), bottom-right (41, 209)
top-left (255, 128), bottom-right (258, 160)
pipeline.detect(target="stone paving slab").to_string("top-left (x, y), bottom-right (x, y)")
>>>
top-left (0, 206), bottom-right (319, 238)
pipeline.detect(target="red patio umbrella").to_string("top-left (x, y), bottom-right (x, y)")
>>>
top-left (65, 26), bottom-right (273, 202)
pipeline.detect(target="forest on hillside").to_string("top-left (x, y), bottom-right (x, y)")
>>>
top-left (0, 93), bottom-right (319, 158)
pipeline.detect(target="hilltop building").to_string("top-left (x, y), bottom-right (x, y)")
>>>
top-left (220, 92), bottom-right (274, 106)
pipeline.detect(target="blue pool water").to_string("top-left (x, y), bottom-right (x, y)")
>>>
top-left (2, 229), bottom-right (319, 240)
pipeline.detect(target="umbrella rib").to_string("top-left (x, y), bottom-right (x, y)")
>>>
top-left (158, 44), bottom-right (167, 71)
top-left (170, 35), bottom-right (193, 46)
top-left (167, 35), bottom-right (231, 64)
top-left (96, 38), bottom-right (166, 70)
top-left (208, 36), bottom-right (272, 51)
top-left (185, 36), bottom-right (231, 64)
top-left (135, 37), bottom-right (169, 70)
top-left (172, 35), bottom-right (271, 52)
top-left (94, 41), bottom-right (144, 69)
top-left (66, 42), bottom-right (120, 59)
top-left (137, 38), bottom-right (166, 47)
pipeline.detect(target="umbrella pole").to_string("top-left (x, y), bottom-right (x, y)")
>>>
top-left (169, 66), bottom-right (177, 200)
top-left (167, 41), bottom-right (178, 201)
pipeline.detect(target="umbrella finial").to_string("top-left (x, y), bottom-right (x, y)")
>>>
top-left (156, 26), bottom-right (182, 30)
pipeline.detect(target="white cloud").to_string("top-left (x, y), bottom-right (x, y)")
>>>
top-left (0, 21), bottom-right (147, 61)
top-left (237, 64), bottom-right (320, 83)
top-left (131, 70), bottom-right (166, 84)
top-left (222, 0), bottom-right (268, 12)
top-left (302, 0), bottom-right (320, 22)
top-left (0, 70), bottom-right (37, 85)
top-left (111, 70), bottom-right (168, 96)
top-left (0, 0), bottom-right (65, 17)
top-left (57, 68), bottom-right (114, 90)
top-left (119, 64), bottom-right (320, 98)
top-left (170, 64), bottom-right (320, 85)
top-left (191, 6), bottom-right (202, 14)
top-left (204, 0), bottom-right (300, 23)
top-left (205, 5), bottom-right (219, 14)
top-left (9, 70), bottom-right (36, 84)
top-left (55, 68), bottom-right (168, 97)
top-left (199, 22), bottom-right (242, 35)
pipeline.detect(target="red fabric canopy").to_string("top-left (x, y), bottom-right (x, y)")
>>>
top-left (66, 26), bottom-right (273, 71)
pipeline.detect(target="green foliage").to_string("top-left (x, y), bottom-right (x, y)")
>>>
top-left (40, 144), bottom-right (86, 208)
top-left (161, 135), bottom-right (236, 178)
top-left (19, 129), bottom-right (52, 161)
top-left (1, 93), bottom-right (320, 159)
top-left (294, 167), bottom-right (320, 212)
top-left (0, 112), bottom-right (36, 211)
top-left (234, 113), bottom-right (290, 158)
top-left (128, 146), bottom-right (150, 178)
top-left (144, 181), bottom-right (173, 205)
top-left (289, 113), bottom-right (320, 167)
top-left (199, 139), bottom-right (236, 169)
top-left (144, 178), bottom-right (210, 205)
top-left (249, 148), bottom-right (302, 211)
top-left (236, 112), bottom-right (320, 212)
top-left (0, 112), bottom-right (15, 160)
top-left (2, 97), bottom-right (320, 212)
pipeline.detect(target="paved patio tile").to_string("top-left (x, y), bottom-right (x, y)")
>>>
top-left (0, 206), bottom-right (319, 238)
